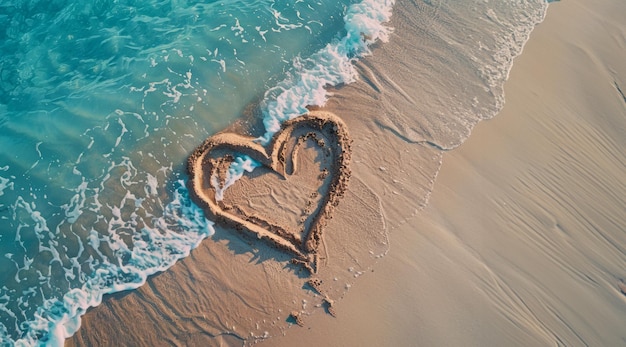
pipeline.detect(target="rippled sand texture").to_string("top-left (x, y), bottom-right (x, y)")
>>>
top-left (68, 0), bottom-right (545, 345)
top-left (68, 112), bottom-right (389, 345)
top-left (266, 0), bottom-right (626, 346)
top-left (68, 0), bottom-right (626, 346)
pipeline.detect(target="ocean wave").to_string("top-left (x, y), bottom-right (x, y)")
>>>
top-left (0, 0), bottom-right (398, 345)
top-left (214, 0), bottom-right (395, 195)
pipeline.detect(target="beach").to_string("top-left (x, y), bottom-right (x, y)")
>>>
top-left (267, 0), bottom-right (626, 345)
top-left (65, 0), bottom-right (626, 346)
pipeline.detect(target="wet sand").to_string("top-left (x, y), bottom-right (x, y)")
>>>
top-left (67, 0), bottom-right (626, 345)
top-left (266, 0), bottom-right (626, 345)
top-left (187, 111), bottom-right (353, 273)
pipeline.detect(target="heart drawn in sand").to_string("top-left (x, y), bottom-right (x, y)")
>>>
top-left (187, 111), bottom-right (352, 273)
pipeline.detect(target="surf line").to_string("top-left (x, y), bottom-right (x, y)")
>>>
top-left (211, 0), bottom-right (395, 197)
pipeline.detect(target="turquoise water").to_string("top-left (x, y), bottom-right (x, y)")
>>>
top-left (0, 0), bottom-right (395, 344)
top-left (0, 0), bottom-right (550, 345)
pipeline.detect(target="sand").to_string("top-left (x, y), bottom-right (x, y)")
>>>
top-left (266, 0), bottom-right (626, 346)
top-left (187, 111), bottom-right (353, 273)
top-left (67, 0), bottom-right (626, 346)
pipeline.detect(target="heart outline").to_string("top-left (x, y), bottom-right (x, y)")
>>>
top-left (187, 111), bottom-right (351, 273)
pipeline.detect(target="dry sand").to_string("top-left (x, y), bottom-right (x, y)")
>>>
top-left (68, 0), bottom-right (626, 346)
top-left (266, 0), bottom-right (626, 346)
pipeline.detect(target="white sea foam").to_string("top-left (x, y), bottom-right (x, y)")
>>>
top-left (259, 0), bottom-right (395, 144)
top-left (32, 2), bottom-right (395, 342)
top-left (212, 155), bottom-right (261, 201)
top-left (13, 180), bottom-right (214, 346)
top-left (0, 175), bottom-right (14, 197)
top-left (217, 0), bottom-right (395, 194)
top-left (0, 0), bottom-right (550, 344)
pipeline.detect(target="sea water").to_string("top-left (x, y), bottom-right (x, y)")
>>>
top-left (0, 0), bottom-right (546, 345)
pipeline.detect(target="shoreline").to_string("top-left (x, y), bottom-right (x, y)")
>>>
top-left (266, 0), bottom-right (626, 345)
top-left (65, 0), bottom-right (626, 345)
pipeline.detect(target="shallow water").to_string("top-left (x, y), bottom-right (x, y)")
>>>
top-left (0, 0), bottom-right (547, 344)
